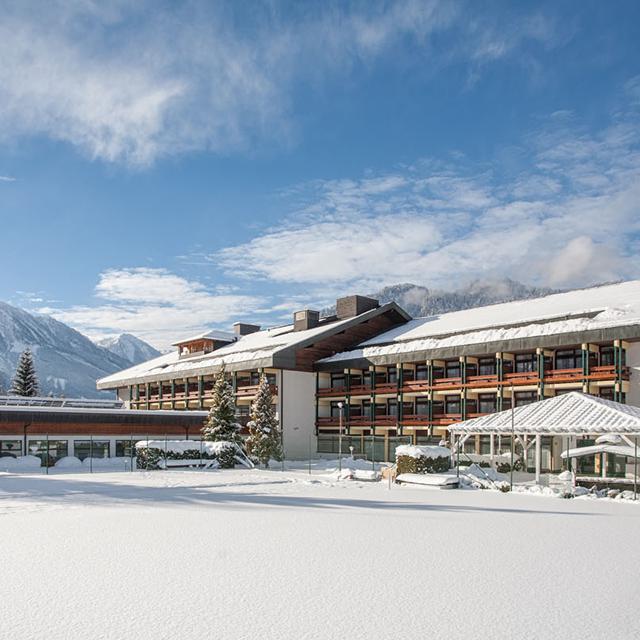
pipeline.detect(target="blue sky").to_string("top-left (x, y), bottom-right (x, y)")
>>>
top-left (0, 0), bottom-right (639, 348)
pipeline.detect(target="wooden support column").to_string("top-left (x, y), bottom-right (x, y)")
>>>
top-left (369, 365), bottom-right (376, 440)
top-left (496, 353), bottom-right (503, 412)
top-left (536, 348), bottom-right (545, 401)
top-left (198, 375), bottom-right (204, 409)
top-left (158, 381), bottom-right (163, 401)
top-left (145, 382), bottom-right (150, 410)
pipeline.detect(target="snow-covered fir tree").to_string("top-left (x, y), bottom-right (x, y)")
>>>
top-left (201, 366), bottom-right (242, 445)
top-left (10, 349), bottom-right (39, 397)
top-left (246, 374), bottom-right (283, 467)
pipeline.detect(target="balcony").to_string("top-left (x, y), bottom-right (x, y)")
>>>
top-left (431, 413), bottom-right (462, 426)
top-left (400, 414), bottom-right (431, 426)
top-left (502, 371), bottom-right (539, 386)
top-left (465, 374), bottom-right (498, 388)
top-left (348, 384), bottom-right (373, 395)
top-left (235, 384), bottom-right (278, 397)
top-left (586, 365), bottom-right (630, 381)
top-left (317, 386), bottom-right (348, 397)
top-left (400, 379), bottom-right (430, 393)
top-left (543, 368), bottom-right (583, 384)
top-left (431, 377), bottom-right (463, 390)
top-left (374, 382), bottom-right (398, 394)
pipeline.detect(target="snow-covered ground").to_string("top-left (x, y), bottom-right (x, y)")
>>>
top-left (1, 466), bottom-right (638, 640)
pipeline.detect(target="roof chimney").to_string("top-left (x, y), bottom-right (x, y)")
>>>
top-left (233, 322), bottom-right (261, 336)
top-left (293, 309), bottom-right (320, 332)
top-left (336, 295), bottom-right (379, 319)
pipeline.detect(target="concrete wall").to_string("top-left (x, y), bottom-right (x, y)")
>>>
top-left (279, 370), bottom-right (316, 459)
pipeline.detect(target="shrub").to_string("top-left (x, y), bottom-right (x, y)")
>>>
top-left (395, 445), bottom-right (451, 475)
top-left (135, 440), bottom-right (238, 470)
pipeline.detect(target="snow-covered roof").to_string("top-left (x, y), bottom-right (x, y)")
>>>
top-left (172, 329), bottom-right (237, 346)
top-left (97, 302), bottom-right (409, 389)
top-left (319, 280), bottom-right (640, 366)
top-left (449, 392), bottom-right (640, 434)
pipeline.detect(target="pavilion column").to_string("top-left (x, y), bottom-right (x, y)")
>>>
top-left (535, 434), bottom-right (541, 484)
top-left (490, 433), bottom-right (495, 470)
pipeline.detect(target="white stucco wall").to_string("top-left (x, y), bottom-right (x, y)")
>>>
top-left (279, 370), bottom-right (316, 459)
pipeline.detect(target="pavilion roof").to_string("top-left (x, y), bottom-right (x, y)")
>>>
top-left (449, 392), bottom-right (640, 435)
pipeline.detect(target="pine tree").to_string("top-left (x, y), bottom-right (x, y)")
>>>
top-left (246, 374), bottom-right (283, 468)
top-left (10, 349), bottom-right (39, 397)
top-left (201, 366), bottom-right (242, 445)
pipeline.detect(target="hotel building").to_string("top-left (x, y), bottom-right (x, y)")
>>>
top-left (96, 281), bottom-right (640, 470)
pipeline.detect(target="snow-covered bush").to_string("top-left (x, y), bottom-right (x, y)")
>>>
top-left (135, 440), bottom-right (238, 470)
top-left (395, 445), bottom-right (451, 474)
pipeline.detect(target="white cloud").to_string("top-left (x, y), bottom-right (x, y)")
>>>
top-left (215, 106), bottom-right (640, 292)
top-left (0, 176), bottom-right (16, 182)
top-left (0, 1), bottom-right (566, 166)
top-left (40, 268), bottom-right (262, 349)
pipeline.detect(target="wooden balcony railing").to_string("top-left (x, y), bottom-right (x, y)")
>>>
top-left (348, 385), bottom-right (373, 395)
top-left (431, 377), bottom-right (463, 389)
top-left (317, 387), bottom-right (348, 397)
top-left (465, 374), bottom-right (499, 388)
top-left (374, 382), bottom-right (398, 394)
top-left (400, 380), bottom-right (430, 393)
top-left (400, 414), bottom-right (430, 425)
top-left (502, 371), bottom-right (539, 385)
top-left (235, 384), bottom-right (278, 397)
top-left (543, 368), bottom-right (583, 383)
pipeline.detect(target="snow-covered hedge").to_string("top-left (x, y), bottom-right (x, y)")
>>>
top-left (135, 440), bottom-right (239, 470)
top-left (395, 445), bottom-right (451, 475)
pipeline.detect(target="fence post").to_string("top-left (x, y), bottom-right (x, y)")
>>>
top-left (90, 435), bottom-right (93, 473)
top-left (46, 433), bottom-right (49, 475)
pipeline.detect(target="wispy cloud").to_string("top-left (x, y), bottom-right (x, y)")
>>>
top-left (0, 1), bottom-right (566, 167)
top-left (217, 102), bottom-right (640, 292)
top-left (0, 175), bottom-right (16, 182)
top-left (39, 268), bottom-right (262, 349)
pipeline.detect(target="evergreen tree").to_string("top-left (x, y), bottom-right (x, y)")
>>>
top-left (246, 374), bottom-right (283, 467)
top-left (10, 349), bottom-right (39, 397)
top-left (201, 366), bottom-right (242, 445)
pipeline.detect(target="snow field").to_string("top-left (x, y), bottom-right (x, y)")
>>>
top-left (0, 468), bottom-right (639, 640)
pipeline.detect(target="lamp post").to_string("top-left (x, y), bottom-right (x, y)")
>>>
top-left (337, 402), bottom-right (344, 472)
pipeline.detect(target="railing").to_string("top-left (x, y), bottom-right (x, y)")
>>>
top-left (235, 384), bottom-right (278, 397)
top-left (431, 376), bottom-right (463, 388)
top-left (317, 386), bottom-right (347, 397)
top-left (465, 374), bottom-right (498, 387)
top-left (400, 414), bottom-right (430, 425)
top-left (543, 367), bottom-right (583, 383)
top-left (400, 379), bottom-right (430, 392)
top-left (374, 382), bottom-right (398, 394)
top-left (502, 371), bottom-right (539, 385)
top-left (348, 385), bottom-right (373, 395)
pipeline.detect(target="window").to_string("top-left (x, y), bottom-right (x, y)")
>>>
top-left (386, 400), bottom-right (398, 416)
top-left (478, 393), bottom-right (497, 414)
top-left (515, 354), bottom-right (537, 373)
top-left (387, 367), bottom-right (397, 384)
top-left (445, 361), bottom-right (461, 378)
top-left (432, 365), bottom-right (445, 380)
top-left (599, 387), bottom-right (614, 401)
top-left (0, 440), bottom-right (22, 458)
top-left (74, 440), bottom-right (110, 461)
top-left (416, 365), bottom-right (429, 380)
top-left (115, 439), bottom-right (141, 458)
top-left (416, 398), bottom-right (430, 415)
top-left (349, 403), bottom-right (362, 417)
top-left (555, 349), bottom-right (581, 370)
top-left (330, 401), bottom-right (345, 418)
top-left (402, 367), bottom-right (415, 382)
top-left (514, 391), bottom-right (537, 407)
top-left (600, 346), bottom-right (614, 366)
top-left (28, 440), bottom-right (68, 465)
top-left (330, 373), bottom-right (346, 389)
top-left (466, 362), bottom-right (477, 377)
top-left (445, 395), bottom-right (461, 414)
top-left (478, 358), bottom-right (496, 376)
top-left (402, 401), bottom-right (415, 416)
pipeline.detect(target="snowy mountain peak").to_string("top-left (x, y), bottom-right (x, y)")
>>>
top-left (0, 301), bottom-right (130, 398)
top-left (96, 333), bottom-right (161, 366)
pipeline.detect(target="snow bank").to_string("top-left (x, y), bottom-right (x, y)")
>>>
top-left (395, 445), bottom-right (451, 459)
top-left (0, 455), bottom-right (42, 471)
top-left (55, 456), bottom-right (83, 469)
